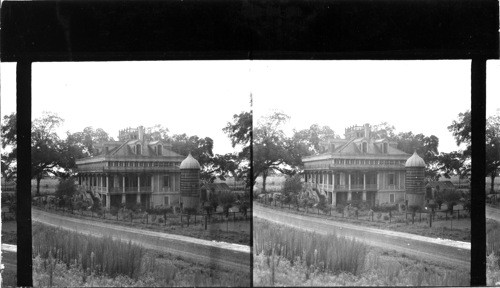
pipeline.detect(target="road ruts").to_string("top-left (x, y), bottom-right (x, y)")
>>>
top-left (486, 206), bottom-right (500, 222)
top-left (32, 209), bottom-right (250, 272)
top-left (254, 204), bottom-right (470, 269)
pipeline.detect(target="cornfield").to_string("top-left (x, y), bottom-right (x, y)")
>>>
top-left (254, 218), bottom-right (367, 276)
top-left (32, 224), bottom-right (144, 280)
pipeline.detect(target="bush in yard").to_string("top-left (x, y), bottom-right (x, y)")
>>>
top-left (281, 174), bottom-right (302, 204)
top-left (218, 191), bottom-right (236, 217)
top-left (336, 203), bottom-right (346, 214)
top-left (110, 206), bottom-right (119, 216)
top-left (56, 177), bottom-right (76, 208)
top-left (442, 190), bottom-right (461, 212)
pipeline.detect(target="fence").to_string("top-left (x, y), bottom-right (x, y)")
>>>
top-left (32, 201), bottom-right (251, 230)
top-left (258, 197), bottom-right (469, 228)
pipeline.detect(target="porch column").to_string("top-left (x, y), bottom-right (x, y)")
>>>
top-left (348, 191), bottom-right (352, 201)
top-left (332, 191), bottom-right (336, 206)
top-left (362, 191), bottom-right (367, 201)
top-left (106, 194), bottom-right (110, 209)
top-left (332, 173), bottom-right (335, 191)
top-left (151, 175), bottom-right (154, 192)
top-left (377, 173), bottom-right (380, 189)
top-left (348, 173), bottom-right (351, 191)
top-left (363, 173), bottom-right (366, 190)
top-left (137, 175), bottom-right (141, 203)
top-left (106, 176), bottom-right (109, 193)
top-left (122, 176), bottom-right (126, 204)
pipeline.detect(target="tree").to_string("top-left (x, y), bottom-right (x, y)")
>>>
top-left (217, 191), bottom-right (236, 217)
top-left (55, 177), bottom-right (77, 209)
top-left (291, 124), bottom-right (338, 155)
top-left (223, 110), bottom-right (252, 187)
top-left (442, 189), bottom-right (461, 212)
top-left (445, 111), bottom-right (472, 180)
top-left (66, 127), bottom-right (112, 157)
top-left (486, 115), bottom-right (500, 194)
top-left (31, 112), bottom-right (66, 195)
top-left (281, 174), bottom-right (302, 204)
top-left (253, 112), bottom-right (301, 192)
top-left (1, 113), bottom-right (17, 181)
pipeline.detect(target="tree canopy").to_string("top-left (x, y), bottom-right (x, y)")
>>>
top-left (1, 113), bottom-right (17, 180)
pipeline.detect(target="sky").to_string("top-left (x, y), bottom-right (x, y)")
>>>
top-left (1, 61), bottom-right (251, 155)
top-left (252, 60), bottom-right (477, 154)
top-left (2, 60), bottom-right (499, 155)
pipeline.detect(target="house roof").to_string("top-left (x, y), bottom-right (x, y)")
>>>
top-left (180, 153), bottom-right (201, 169)
top-left (303, 137), bottom-right (409, 162)
top-left (405, 151), bottom-right (426, 167)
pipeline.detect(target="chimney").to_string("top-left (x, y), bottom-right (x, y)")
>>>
top-left (138, 126), bottom-right (144, 141)
top-left (364, 123), bottom-right (370, 139)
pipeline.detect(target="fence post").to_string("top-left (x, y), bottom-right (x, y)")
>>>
top-left (429, 212), bottom-right (432, 227)
top-left (205, 215), bottom-right (207, 230)
top-left (445, 211), bottom-right (448, 220)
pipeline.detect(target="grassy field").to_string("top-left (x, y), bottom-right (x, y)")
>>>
top-left (32, 223), bottom-right (250, 287)
top-left (258, 202), bottom-right (471, 242)
top-left (253, 218), bottom-right (469, 286)
top-left (253, 175), bottom-right (286, 193)
top-left (487, 219), bottom-right (500, 286)
top-left (31, 178), bottom-right (60, 196)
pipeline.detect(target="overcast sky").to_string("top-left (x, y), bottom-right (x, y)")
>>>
top-left (1, 61), bottom-right (251, 155)
top-left (253, 60), bottom-right (483, 154)
top-left (2, 60), bottom-right (499, 155)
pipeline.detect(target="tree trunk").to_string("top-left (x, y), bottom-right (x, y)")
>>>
top-left (491, 174), bottom-right (496, 194)
top-left (262, 171), bottom-right (268, 194)
top-left (36, 175), bottom-right (42, 196)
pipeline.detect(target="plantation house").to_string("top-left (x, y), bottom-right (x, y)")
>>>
top-left (76, 126), bottom-right (201, 209)
top-left (303, 124), bottom-right (425, 207)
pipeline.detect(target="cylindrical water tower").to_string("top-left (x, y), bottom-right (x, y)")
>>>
top-left (405, 150), bottom-right (426, 208)
top-left (180, 153), bottom-right (201, 209)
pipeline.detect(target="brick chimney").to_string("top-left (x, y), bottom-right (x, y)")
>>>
top-left (364, 123), bottom-right (371, 139)
top-left (138, 126), bottom-right (144, 141)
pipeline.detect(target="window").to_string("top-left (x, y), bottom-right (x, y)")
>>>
top-left (136, 144), bottom-right (142, 155)
top-left (388, 173), bottom-right (395, 185)
top-left (164, 196), bottom-right (169, 205)
top-left (163, 175), bottom-right (170, 187)
top-left (390, 194), bottom-right (395, 203)
top-left (362, 142), bottom-right (367, 153)
top-left (383, 143), bottom-right (388, 154)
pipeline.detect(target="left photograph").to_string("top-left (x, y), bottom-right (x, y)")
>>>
top-left (1, 61), bottom-right (251, 287)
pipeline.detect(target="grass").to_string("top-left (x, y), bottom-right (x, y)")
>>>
top-left (253, 218), bottom-right (469, 286)
top-left (257, 202), bottom-right (471, 242)
top-left (487, 219), bottom-right (500, 286)
top-left (32, 223), bottom-right (250, 287)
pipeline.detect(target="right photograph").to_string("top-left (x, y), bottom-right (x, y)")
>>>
top-left (486, 60), bottom-right (500, 286)
top-left (252, 60), bottom-right (472, 286)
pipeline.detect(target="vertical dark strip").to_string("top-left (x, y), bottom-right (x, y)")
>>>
top-left (16, 61), bottom-right (32, 287)
top-left (249, 93), bottom-right (254, 287)
top-left (470, 59), bottom-right (486, 286)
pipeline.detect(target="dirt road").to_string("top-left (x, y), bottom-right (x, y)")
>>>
top-left (486, 206), bottom-right (500, 222)
top-left (254, 204), bottom-right (470, 269)
top-left (32, 209), bottom-right (250, 272)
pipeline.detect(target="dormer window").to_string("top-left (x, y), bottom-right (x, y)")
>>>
top-left (383, 143), bottom-right (388, 154)
top-left (362, 142), bottom-right (367, 153)
top-left (136, 144), bottom-right (142, 155)
top-left (157, 145), bottom-right (162, 156)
